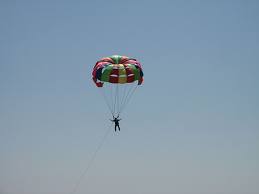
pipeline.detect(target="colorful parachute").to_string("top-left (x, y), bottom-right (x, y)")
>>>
top-left (92, 55), bottom-right (144, 117)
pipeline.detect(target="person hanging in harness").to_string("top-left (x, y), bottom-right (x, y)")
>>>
top-left (110, 116), bottom-right (121, 132)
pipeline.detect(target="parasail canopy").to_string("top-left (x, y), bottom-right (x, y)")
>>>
top-left (91, 55), bottom-right (144, 118)
top-left (92, 55), bottom-right (143, 87)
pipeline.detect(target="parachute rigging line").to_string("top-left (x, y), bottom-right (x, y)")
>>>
top-left (99, 87), bottom-right (114, 117)
top-left (118, 83), bottom-right (138, 116)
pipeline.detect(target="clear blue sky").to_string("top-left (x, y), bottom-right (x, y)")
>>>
top-left (1, 0), bottom-right (259, 194)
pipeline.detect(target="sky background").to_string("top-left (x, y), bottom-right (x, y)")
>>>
top-left (0, 0), bottom-right (259, 194)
